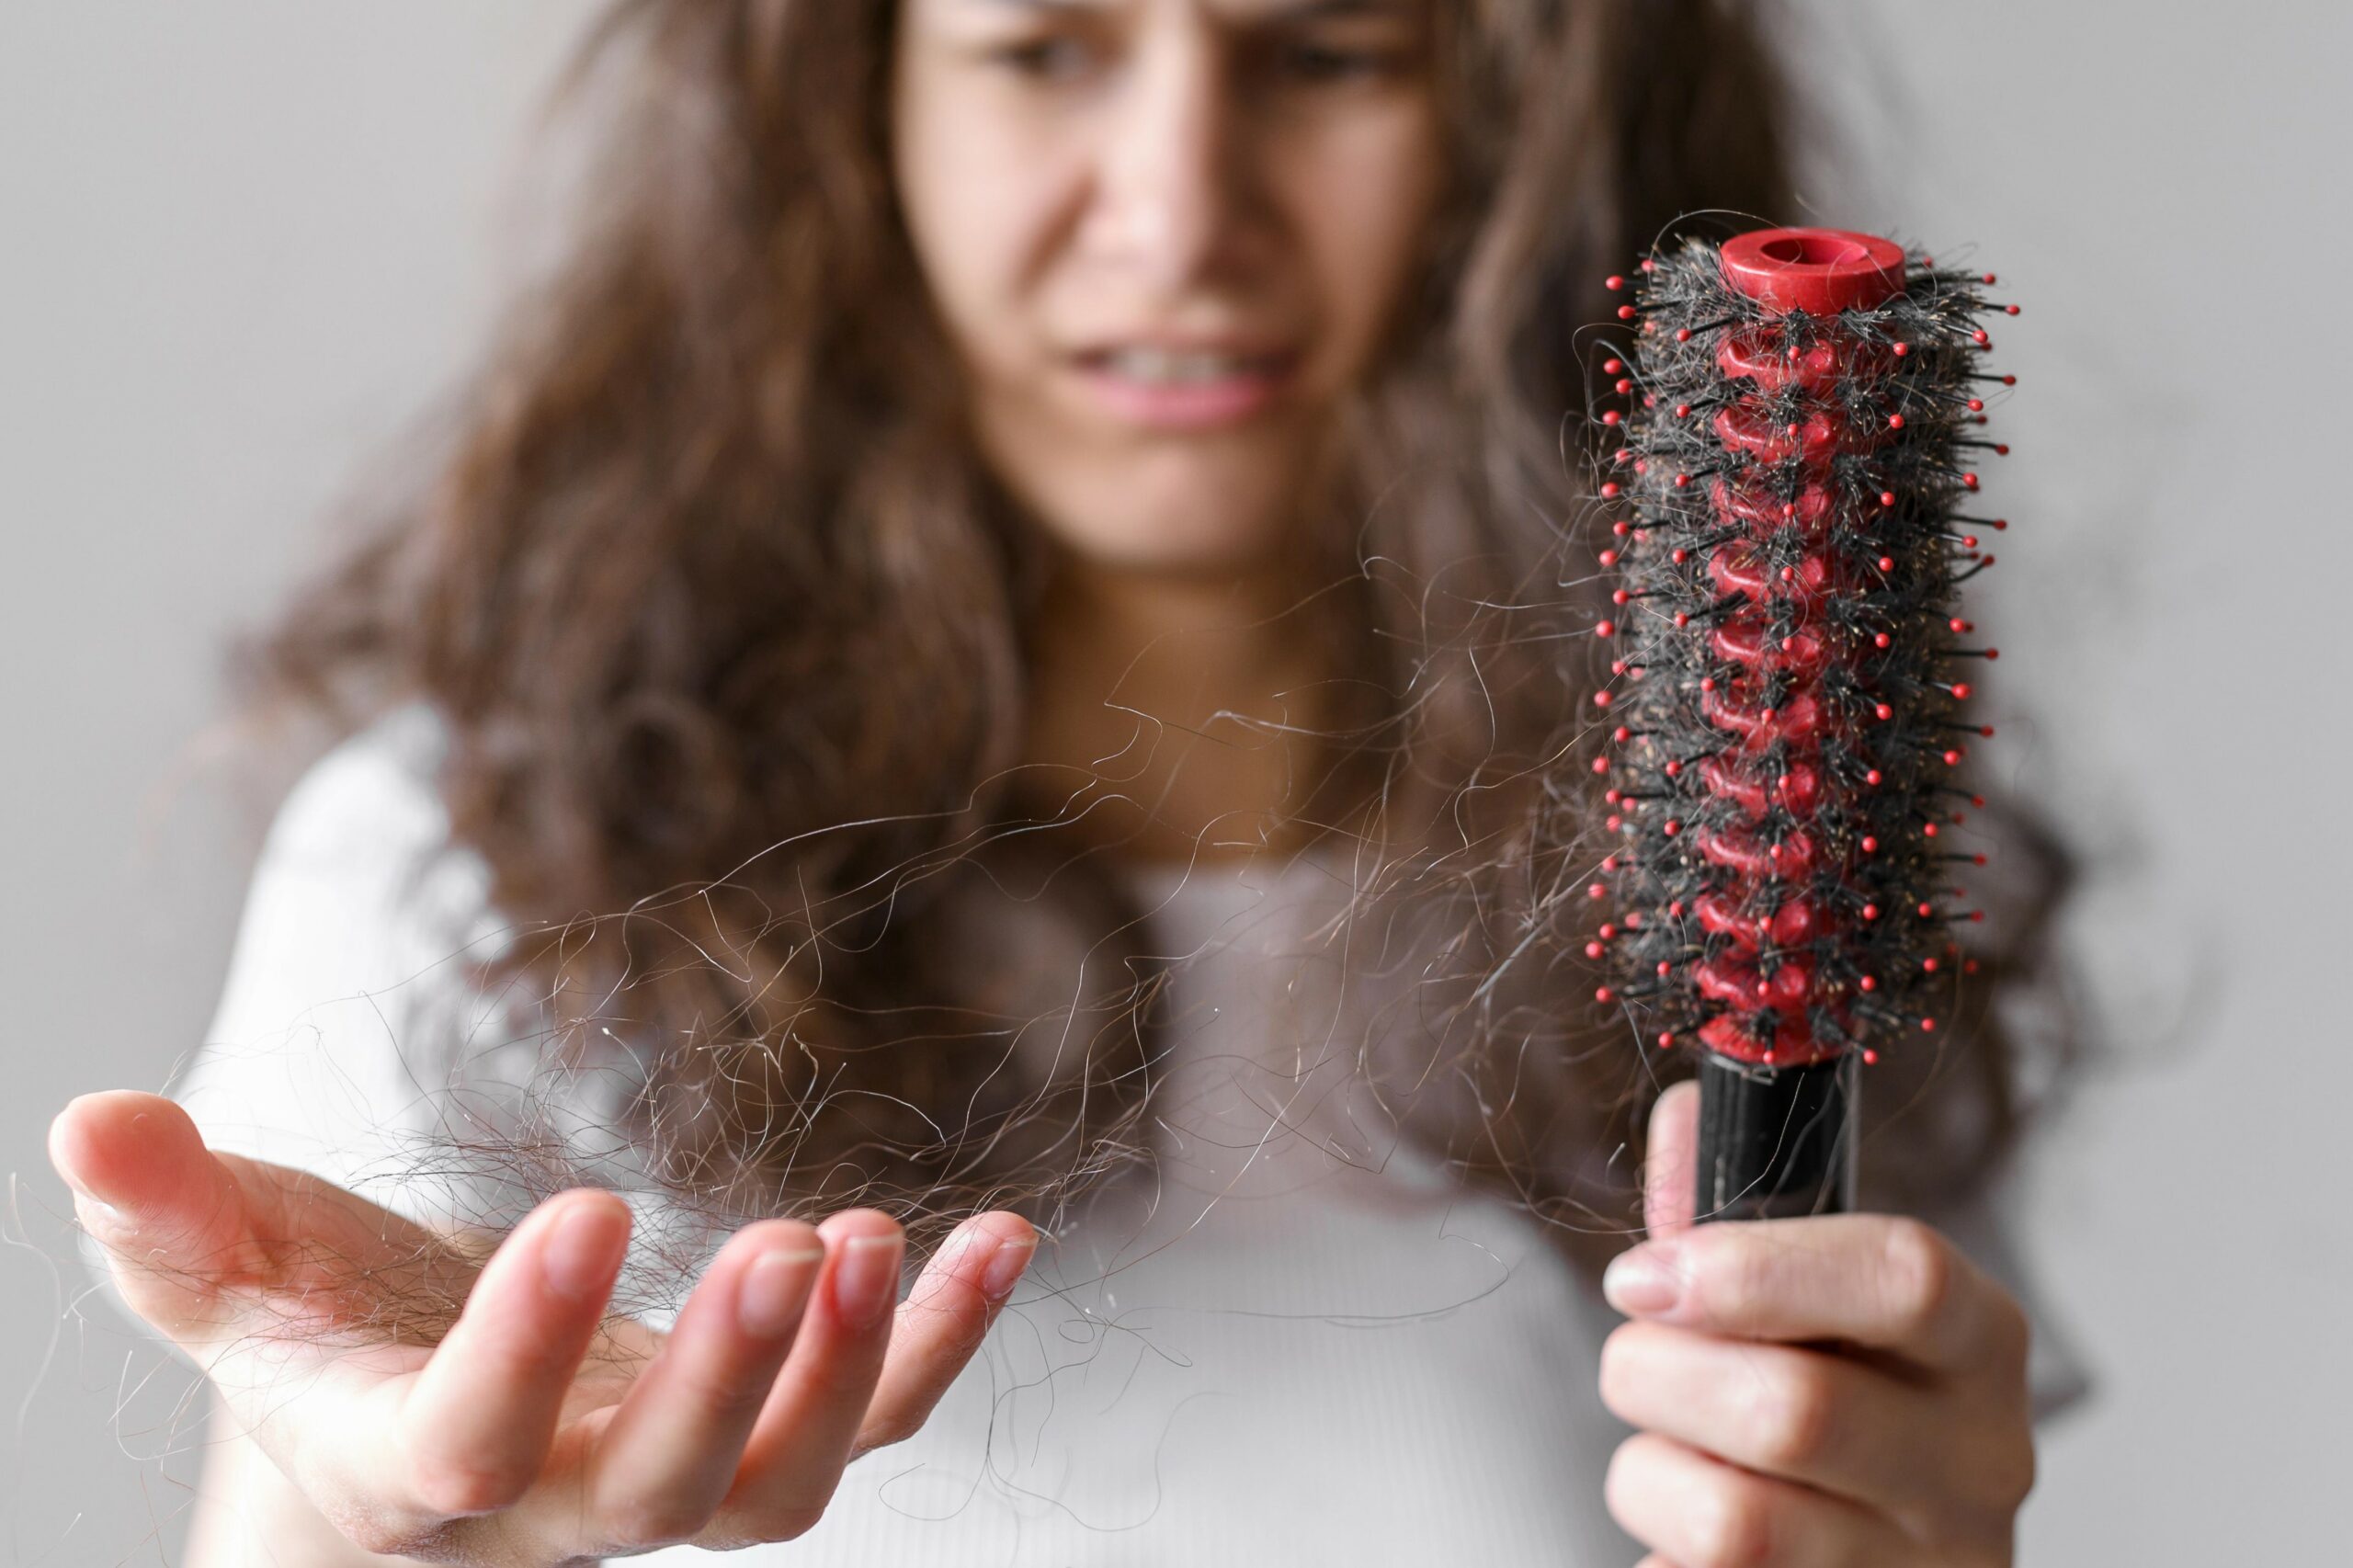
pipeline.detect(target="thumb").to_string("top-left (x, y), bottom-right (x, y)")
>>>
top-left (1641, 1079), bottom-right (1699, 1240)
top-left (51, 1090), bottom-right (262, 1335)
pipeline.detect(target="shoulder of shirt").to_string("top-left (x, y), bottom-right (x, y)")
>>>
top-left (198, 700), bottom-right (499, 1062)
top-left (262, 700), bottom-right (456, 876)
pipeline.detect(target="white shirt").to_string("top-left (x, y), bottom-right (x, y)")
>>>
top-left (172, 711), bottom-right (2079, 1566)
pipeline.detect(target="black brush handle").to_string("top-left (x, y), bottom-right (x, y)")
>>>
top-left (1694, 1051), bottom-right (1858, 1221)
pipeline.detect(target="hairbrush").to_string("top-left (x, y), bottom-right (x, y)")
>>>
top-left (1586, 226), bottom-right (2015, 1221)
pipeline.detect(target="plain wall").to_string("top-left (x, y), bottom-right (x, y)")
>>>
top-left (3, 3), bottom-right (2344, 1561)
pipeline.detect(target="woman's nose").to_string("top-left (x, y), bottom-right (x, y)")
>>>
top-left (1087, 37), bottom-right (1247, 292)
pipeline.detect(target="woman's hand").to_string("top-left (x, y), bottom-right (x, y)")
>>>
top-left (1597, 1080), bottom-right (2037, 1568)
top-left (50, 1090), bottom-right (1034, 1563)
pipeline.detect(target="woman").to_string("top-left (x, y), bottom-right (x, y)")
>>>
top-left (50, 2), bottom-right (2063, 1562)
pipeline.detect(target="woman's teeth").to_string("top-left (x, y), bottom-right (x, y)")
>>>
top-left (1100, 347), bottom-right (1270, 383)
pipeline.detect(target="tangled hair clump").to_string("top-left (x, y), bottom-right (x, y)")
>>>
top-left (250, 0), bottom-right (2072, 1274)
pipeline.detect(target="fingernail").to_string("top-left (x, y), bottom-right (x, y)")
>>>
top-left (736, 1246), bottom-right (824, 1339)
top-left (59, 1173), bottom-right (125, 1227)
top-left (542, 1199), bottom-right (626, 1302)
top-left (55, 1161), bottom-right (125, 1225)
top-left (977, 1233), bottom-right (1037, 1300)
top-left (830, 1233), bottom-right (904, 1326)
top-left (1603, 1244), bottom-right (1681, 1316)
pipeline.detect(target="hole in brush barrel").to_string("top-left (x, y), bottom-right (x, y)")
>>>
top-left (1720, 227), bottom-right (1906, 315)
top-left (1758, 233), bottom-right (1873, 267)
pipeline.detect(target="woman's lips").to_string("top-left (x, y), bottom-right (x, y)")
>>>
top-left (1068, 346), bottom-right (1299, 431)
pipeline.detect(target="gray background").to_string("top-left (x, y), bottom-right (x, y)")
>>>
top-left (2, 3), bottom-right (2343, 1561)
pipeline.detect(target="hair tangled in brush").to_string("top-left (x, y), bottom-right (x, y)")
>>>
top-left (1586, 230), bottom-right (2021, 1076)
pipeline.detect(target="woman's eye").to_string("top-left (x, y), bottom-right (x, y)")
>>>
top-left (1281, 44), bottom-right (1391, 84)
top-left (987, 35), bottom-right (1098, 82)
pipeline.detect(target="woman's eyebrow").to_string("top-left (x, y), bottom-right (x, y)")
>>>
top-left (961, 0), bottom-right (1414, 15)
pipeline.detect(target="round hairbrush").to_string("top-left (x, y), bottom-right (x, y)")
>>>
top-left (1586, 226), bottom-right (2016, 1221)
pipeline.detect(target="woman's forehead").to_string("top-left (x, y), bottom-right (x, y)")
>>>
top-left (918, 0), bottom-right (1424, 23)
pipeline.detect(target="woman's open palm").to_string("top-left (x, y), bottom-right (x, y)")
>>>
top-left (50, 1091), bottom-right (1035, 1563)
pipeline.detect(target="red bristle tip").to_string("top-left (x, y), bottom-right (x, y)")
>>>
top-left (1862, 1049), bottom-right (1881, 1065)
top-left (1595, 986), bottom-right (1614, 1003)
top-left (1618, 305), bottom-right (1638, 321)
top-left (1607, 274), bottom-right (1626, 290)
top-left (1888, 414), bottom-right (1905, 429)
top-left (1596, 619), bottom-right (1616, 638)
top-left (1604, 358), bottom-right (1623, 374)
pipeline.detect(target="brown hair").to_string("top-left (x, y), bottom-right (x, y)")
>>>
top-left (256, 0), bottom-right (2072, 1268)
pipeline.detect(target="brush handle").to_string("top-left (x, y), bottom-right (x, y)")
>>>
top-left (1695, 1051), bottom-right (1858, 1221)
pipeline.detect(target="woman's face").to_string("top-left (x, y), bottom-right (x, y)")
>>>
top-left (892, 0), bottom-right (1442, 580)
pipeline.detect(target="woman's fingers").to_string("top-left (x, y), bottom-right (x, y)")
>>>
top-left (1605, 1430), bottom-right (1907, 1568)
top-left (852, 1211), bottom-right (1036, 1456)
top-left (390, 1191), bottom-right (631, 1519)
top-left (713, 1210), bottom-right (905, 1541)
top-left (1599, 1320), bottom-right (2005, 1515)
top-left (1603, 1212), bottom-right (2029, 1375)
top-left (1642, 1080), bottom-right (1701, 1238)
top-left (574, 1220), bottom-right (825, 1552)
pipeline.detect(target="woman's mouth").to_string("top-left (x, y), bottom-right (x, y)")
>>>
top-left (1069, 345), bottom-right (1298, 431)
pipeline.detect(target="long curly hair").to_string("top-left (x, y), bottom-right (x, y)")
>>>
top-left (253, 0), bottom-right (2073, 1269)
